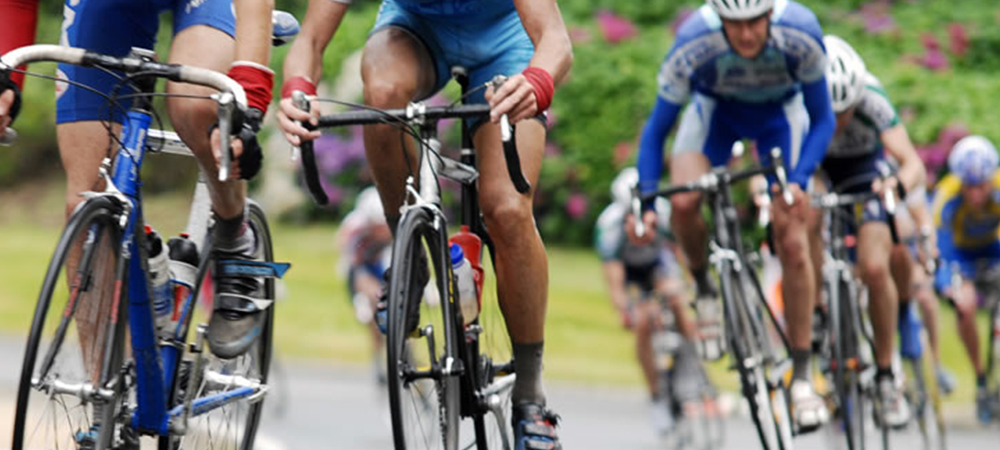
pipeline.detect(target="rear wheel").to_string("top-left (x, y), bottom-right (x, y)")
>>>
top-left (13, 197), bottom-right (128, 450)
top-left (387, 207), bottom-right (460, 450)
top-left (831, 277), bottom-right (866, 450)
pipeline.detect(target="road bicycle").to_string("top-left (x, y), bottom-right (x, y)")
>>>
top-left (295, 69), bottom-right (528, 450)
top-left (3, 18), bottom-right (295, 449)
top-left (639, 148), bottom-right (795, 450)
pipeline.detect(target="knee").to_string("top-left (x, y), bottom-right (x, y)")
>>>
top-left (859, 258), bottom-right (891, 288)
top-left (167, 97), bottom-right (216, 139)
top-left (481, 195), bottom-right (534, 242)
top-left (777, 231), bottom-right (809, 269)
top-left (955, 295), bottom-right (977, 320)
top-left (363, 75), bottom-right (418, 109)
top-left (670, 193), bottom-right (701, 221)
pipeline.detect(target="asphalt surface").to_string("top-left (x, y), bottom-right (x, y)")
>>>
top-left (0, 337), bottom-right (997, 450)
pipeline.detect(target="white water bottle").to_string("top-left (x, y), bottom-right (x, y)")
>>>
top-left (145, 227), bottom-right (172, 338)
top-left (450, 244), bottom-right (478, 326)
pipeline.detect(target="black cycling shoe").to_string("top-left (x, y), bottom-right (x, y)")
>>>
top-left (512, 403), bottom-right (562, 450)
top-left (207, 224), bottom-right (266, 360)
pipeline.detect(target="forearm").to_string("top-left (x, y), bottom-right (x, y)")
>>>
top-left (881, 125), bottom-right (926, 192)
top-left (284, 0), bottom-right (348, 84)
top-left (791, 78), bottom-right (835, 186)
top-left (515, 0), bottom-right (572, 84)
top-left (637, 98), bottom-right (681, 195)
top-left (602, 262), bottom-right (628, 311)
top-left (233, 0), bottom-right (273, 66)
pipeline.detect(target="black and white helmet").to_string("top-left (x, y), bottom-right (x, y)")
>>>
top-left (823, 35), bottom-right (867, 113)
top-left (706, 0), bottom-right (775, 20)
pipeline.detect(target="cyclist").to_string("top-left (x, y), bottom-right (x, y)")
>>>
top-left (815, 35), bottom-right (937, 427)
top-left (631, 0), bottom-right (835, 431)
top-left (932, 135), bottom-right (1000, 424)
top-left (276, 0), bottom-right (573, 447)
top-left (337, 186), bottom-right (392, 384)
top-left (0, 0), bottom-right (276, 362)
top-left (596, 168), bottom-right (711, 436)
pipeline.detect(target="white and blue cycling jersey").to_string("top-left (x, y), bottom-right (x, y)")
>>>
top-left (636, 0), bottom-right (835, 194)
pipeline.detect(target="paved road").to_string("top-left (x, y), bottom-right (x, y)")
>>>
top-left (0, 337), bottom-right (996, 449)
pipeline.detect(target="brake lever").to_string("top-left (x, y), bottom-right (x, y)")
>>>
top-left (217, 93), bottom-right (235, 182)
top-left (293, 91), bottom-right (328, 205)
top-left (770, 147), bottom-right (793, 206)
top-left (0, 127), bottom-right (16, 146)
top-left (631, 184), bottom-right (646, 239)
top-left (491, 75), bottom-right (531, 195)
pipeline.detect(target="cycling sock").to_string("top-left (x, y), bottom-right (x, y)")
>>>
top-left (214, 210), bottom-right (254, 254)
top-left (977, 373), bottom-right (987, 389)
top-left (791, 347), bottom-right (812, 382)
top-left (692, 268), bottom-right (712, 296)
top-left (512, 341), bottom-right (546, 406)
top-left (876, 365), bottom-right (893, 382)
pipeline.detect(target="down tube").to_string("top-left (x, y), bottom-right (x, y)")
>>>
top-left (117, 110), bottom-right (170, 434)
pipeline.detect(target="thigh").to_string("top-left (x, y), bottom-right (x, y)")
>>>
top-left (57, 0), bottom-right (160, 124)
top-left (165, 25), bottom-right (234, 101)
top-left (856, 221), bottom-right (893, 267)
top-left (465, 9), bottom-right (535, 106)
top-left (365, 2), bottom-right (442, 101)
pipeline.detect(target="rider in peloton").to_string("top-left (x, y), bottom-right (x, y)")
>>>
top-left (631, 0), bottom-right (835, 432)
top-left (276, 0), bottom-right (573, 447)
top-left (596, 168), bottom-right (714, 437)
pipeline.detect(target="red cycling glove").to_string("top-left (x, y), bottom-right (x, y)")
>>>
top-left (281, 76), bottom-right (317, 99)
top-left (227, 61), bottom-right (274, 115)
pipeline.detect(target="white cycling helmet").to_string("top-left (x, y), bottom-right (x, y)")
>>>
top-left (823, 35), bottom-right (868, 113)
top-left (611, 167), bottom-right (639, 207)
top-left (948, 135), bottom-right (999, 185)
top-left (706, 0), bottom-right (775, 20)
top-left (354, 186), bottom-right (386, 224)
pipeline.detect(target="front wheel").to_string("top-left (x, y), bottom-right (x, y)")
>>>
top-left (386, 207), bottom-right (460, 450)
top-left (13, 196), bottom-right (128, 450)
top-left (161, 200), bottom-right (275, 450)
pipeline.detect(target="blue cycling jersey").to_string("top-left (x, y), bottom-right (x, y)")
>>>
top-left (636, 0), bottom-right (834, 192)
top-left (337, 0), bottom-right (515, 19)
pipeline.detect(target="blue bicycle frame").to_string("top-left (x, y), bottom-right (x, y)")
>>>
top-left (109, 107), bottom-right (262, 436)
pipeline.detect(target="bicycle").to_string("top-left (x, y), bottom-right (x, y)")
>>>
top-left (645, 287), bottom-right (724, 450)
top-left (896, 300), bottom-right (946, 450)
top-left (295, 69), bottom-right (529, 450)
top-left (639, 148), bottom-right (795, 450)
top-left (946, 262), bottom-right (1000, 425)
top-left (811, 179), bottom-right (903, 450)
top-left (4, 38), bottom-right (291, 450)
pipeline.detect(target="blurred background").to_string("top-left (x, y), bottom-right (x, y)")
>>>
top-left (1, 0), bottom-right (999, 448)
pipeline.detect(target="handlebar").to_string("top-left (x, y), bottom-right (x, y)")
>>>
top-left (0, 44), bottom-right (249, 181)
top-left (810, 189), bottom-right (900, 244)
top-left (292, 97), bottom-right (530, 205)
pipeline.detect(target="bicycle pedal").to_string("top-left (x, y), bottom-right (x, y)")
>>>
top-left (217, 259), bottom-right (291, 279)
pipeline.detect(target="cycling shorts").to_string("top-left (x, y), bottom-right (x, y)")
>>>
top-left (672, 92), bottom-right (810, 186)
top-left (624, 247), bottom-right (681, 297)
top-left (371, 0), bottom-right (535, 129)
top-left (56, 0), bottom-right (236, 124)
top-left (347, 261), bottom-right (387, 299)
top-left (933, 241), bottom-right (1000, 295)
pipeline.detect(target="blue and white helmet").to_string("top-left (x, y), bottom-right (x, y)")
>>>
top-left (949, 135), bottom-right (999, 185)
top-left (706, 0), bottom-right (775, 20)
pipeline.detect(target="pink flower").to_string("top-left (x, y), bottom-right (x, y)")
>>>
top-left (948, 23), bottom-right (969, 57)
top-left (545, 142), bottom-right (562, 157)
top-left (569, 27), bottom-right (592, 45)
top-left (614, 141), bottom-right (633, 166)
top-left (596, 10), bottom-right (637, 44)
top-left (936, 122), bottom-right (969, 149)
top-left (858, 1), bottom-right (897, 35)
top-left (670, 8), bottom-right (695, 35)
top-left (565, 193), bottom-right (589, 220)
top-left (907, 33), bottom-right (949, 71)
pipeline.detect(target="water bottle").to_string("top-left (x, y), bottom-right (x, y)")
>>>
top-left (448, 226), bottom-right (484, 303)
top-left (145, 226), bottom-right (172, 337)
top-left (450, 244), bottom-right (478, 326)
top-left (167, 234), bottom-right (200, 336)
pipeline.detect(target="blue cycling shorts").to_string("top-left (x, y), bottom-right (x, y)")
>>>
top-left (933, 241), bottom-right (1000, 293)
top-left (56, 0), bottom-right (236, 124)
top-left (371, 0), bottom-right (534, 111)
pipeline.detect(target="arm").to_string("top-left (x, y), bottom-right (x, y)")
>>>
top-left (789, 77), bottom-right (835, 187)
top-left (277, 0), bottom-right (351, 145)
top-left (0, 0), bottom-right (39, 130)
top-left (637, 97), bottom-right (682, 197)
top-left (881, 124), bottom-right (927, 192)
top-left (486, 0), bottom-right (573, 123)
top-left (601, 261), bottom-right (631, 327)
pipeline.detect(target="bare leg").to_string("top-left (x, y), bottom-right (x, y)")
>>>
top-left (634, 301), bottom-right (661, 398)
top-left (955, 280), bottom-right (983, 375)
top-left (668, 153), bottom-right (711, 272)
top-left (856, 222), bottom-right (897, 369)
top-left (771, 186), bottom-right (817, 355)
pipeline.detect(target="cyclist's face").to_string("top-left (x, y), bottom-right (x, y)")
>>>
top-left (961, 181), bottom-right (993, 208)
top-left (722, 12), bottom-right (771, 58)
top-left (834, 108), bottom-right (856, 136)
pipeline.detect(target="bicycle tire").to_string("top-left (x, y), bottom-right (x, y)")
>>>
top-left (160, 200), bottom-right (275, 450)
top-left (387, 206), bottom-right (461, 450)
top-left (13, 196), bottom-right (128, 450)
top-left (720, 263), bottom-right (781, 450)
top-left (903, 354), bottom-right (945, 450)
top-left (830, 275), bottom-right (866, 450)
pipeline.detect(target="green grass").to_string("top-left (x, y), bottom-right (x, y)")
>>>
top-left (0, 188), bottom-right (990, 404)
